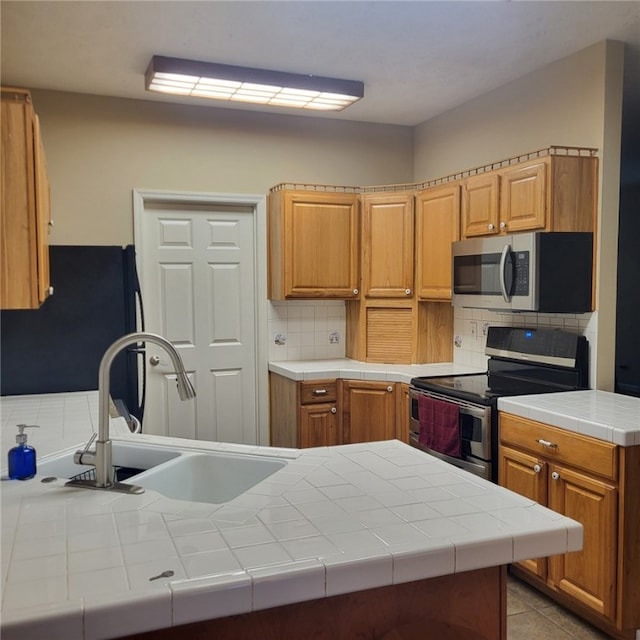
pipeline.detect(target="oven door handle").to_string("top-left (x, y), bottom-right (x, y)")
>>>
top-left (499, 244), bottom-right (512, 303)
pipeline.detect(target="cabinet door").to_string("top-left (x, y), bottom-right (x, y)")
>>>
top-left (499, 445), bottom-right (548, 579)
top-left (548, 464), bottom-right (617, 620)
top-left (273, 190), bottom-right (359, 299)
top-left (415, 184), bottom-right (460, 300)
top-left (1, 88), bottom-right (51, 309)
top-left (461, 173), bottom-right (499, 238)
top-left (299, 403), bottom-right (339, 448)
top-left (341, 380), bottom-right (396, 443)
top-left (361, 193), bottom-right (414, 298)
top-left (499, 160), bottom-right (547, 233)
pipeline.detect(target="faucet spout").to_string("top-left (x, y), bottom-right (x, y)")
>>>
top-left (69, 332), bottom-right (196, 492)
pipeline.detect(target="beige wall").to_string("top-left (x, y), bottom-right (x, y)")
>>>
top-left (413, 41), bottom-right (624, 390)
top-left (33, 90), bottom-right (413, 246)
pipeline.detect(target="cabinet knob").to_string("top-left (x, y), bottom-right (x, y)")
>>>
top-left (533, 463), bottom-right (542, 473)
top-left (331, 407), bottom-right (337, 414)
top-left (405, 288), bottom-right (411, 295)
top-left (536, 438), bottom-right (558, 449)
top-left (499, 221), bottom-right (507, 230)
top-left (352, 288), bottom-right (359, 295)
top-left (48, 219), bottom-right (54, 227)
top-left (387, 386), bottom-right (393, 392)
top-left (551, 471), bottom-right (560, 481)
top-left (149, 355), bottom-right (161, 367)
top-left (487, 223), bottom-right (494, 231)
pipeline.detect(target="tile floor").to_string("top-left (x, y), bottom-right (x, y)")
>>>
top-left (507, 575), bottom-right (612, 639)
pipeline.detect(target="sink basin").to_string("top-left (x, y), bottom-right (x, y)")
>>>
top-left (37, 441), bottom-right (287, 504)
top-left (133, 452), bottom-right (287, 503)
top-left (37, 442), bottom-right (181, 480)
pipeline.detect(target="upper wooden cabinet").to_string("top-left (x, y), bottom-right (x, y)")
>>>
top-left (268, 188), bottom-right (359, 299)
top-left (1, 87), bottom-right (52, 309)
top-left (415, 184), bottom-right (460, 300)
top-left (361, 192), bottom-right (414, 298)
top-left (461, 153), bottom-right (597, 238)
top-left (461, 172), bottom-right (500, 237)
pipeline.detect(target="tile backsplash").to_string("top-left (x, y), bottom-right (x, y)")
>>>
top-left (268, 301), bottom-right (346, 362)
top-left (268, 300), bottom-right (597, 388)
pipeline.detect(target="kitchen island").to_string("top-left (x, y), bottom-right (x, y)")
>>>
top-left (1, 391), bottom-right (582, 640)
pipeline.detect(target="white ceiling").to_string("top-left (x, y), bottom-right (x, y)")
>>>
top-left (2, 1), bottom-right (639, 129)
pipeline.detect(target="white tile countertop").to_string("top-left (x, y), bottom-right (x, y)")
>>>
top-left (269, 358), bottom-right (484, 382)
top-left (1, 391), bottom-right (582, 640)
top-left (498, 390), bottom-right (640, 446)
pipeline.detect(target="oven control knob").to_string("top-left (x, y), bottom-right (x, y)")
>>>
top-left (551, 471), bottom-right (560, 481)
top-left (533, 464), bottom-right (542, 473)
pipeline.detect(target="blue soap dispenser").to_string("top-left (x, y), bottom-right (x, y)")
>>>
top-left (8, 424), bottom-right (39, 480)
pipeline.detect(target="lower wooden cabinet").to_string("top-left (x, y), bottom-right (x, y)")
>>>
top-left (341, 380), bottom-right (396, 444)
top-left (499, 412), bottom-right (640, 638)
top-left (269, 374), bottom-right (408, 448)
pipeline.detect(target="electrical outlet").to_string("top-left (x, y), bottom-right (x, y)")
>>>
top-left (274, 333), bottom-right (287, 345)
top-left (329, 331), bottom-right (340, 344)
top-left (470, 321), bottom-right (478, 339)
top-left (482, 322), bottom-right (490, 336)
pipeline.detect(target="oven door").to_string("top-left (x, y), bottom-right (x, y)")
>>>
top-left (409, 387), bottom-right (492, 480)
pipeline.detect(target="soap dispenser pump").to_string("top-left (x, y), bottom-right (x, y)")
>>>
top-left (8, 424), bottom-right (39, 480)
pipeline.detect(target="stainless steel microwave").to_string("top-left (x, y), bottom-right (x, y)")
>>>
top-left (451, 232), bottom-right (593, 312)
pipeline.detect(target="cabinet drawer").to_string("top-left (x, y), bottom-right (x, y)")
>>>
top-left (500, 413), bottom-right (618, 480)
top-left (300, 380), bottom-right (337, 404)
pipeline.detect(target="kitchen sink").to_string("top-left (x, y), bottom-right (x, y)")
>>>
top-left (37, 442), bottom-right (287, 504)
top-left (133, 452), bottom-right (287, 503)
top-left (37, 441), bottom-right (182, 480)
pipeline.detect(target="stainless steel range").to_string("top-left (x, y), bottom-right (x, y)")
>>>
top-left (409, 326), bottom-right (589, 482)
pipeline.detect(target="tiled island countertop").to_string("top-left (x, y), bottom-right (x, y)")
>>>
top-left (1, 391), bottom-right (581, 640)
top-left (498, 389), bottom-right (640, 446)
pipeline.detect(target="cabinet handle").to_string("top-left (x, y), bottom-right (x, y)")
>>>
top-left (551, 471), bottom-right (560, 481)
top-left (387, 386), bottom-right (393, 392)
top-left (48, 285), bottom-right (54, 296)
top-left (405, 288), bottom-right (411, 295)
top-left (313, 389), bottom-right (328, 396)
top-left (331, 407), bottom-right (337, 414)
top-left (499, 221), bottom-right (507, 230)
top-left (487, 223), bottom-right (494, 231)
top-left (353, 288), bottom-right (359, 295)
top-left (536, 438), bottom-right (558, 449)
top-left (533, 463), bottom-right (542, 473)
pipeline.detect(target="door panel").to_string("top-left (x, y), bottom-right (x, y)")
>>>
top-left (138, 199), bottom-right (258, 444)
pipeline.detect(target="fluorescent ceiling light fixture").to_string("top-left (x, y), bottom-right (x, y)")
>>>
top-left (145, 56), bottom-right (364, 111)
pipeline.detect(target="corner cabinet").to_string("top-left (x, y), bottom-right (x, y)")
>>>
top-left (1, 87), bottom-right (52, 309)
top-left (267, 188), bottom-right (359, 299)
top-left (499, 412), bottom-right (640, 639)
top-left (461, 150), bottom-right (597, 238)
top-left (269, 374), bottom-right (407, 448)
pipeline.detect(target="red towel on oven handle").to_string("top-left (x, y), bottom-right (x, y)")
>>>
top-left (417, 395), bottom-right (461, 458)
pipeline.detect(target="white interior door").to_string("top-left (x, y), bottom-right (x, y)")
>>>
top-left (133, 190), bottom-right (268, 445)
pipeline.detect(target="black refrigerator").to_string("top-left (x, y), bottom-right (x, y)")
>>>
top-left (1, 245), bottom-right (142, 419)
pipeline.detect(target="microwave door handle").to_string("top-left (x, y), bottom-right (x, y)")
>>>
top-left (499, 244), bottom-right (511, 303)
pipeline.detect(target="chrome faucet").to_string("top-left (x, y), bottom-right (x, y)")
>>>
top-left (67, 332), bottom-right (196, 494)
